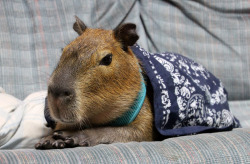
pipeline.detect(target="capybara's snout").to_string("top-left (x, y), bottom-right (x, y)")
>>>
top-left (48, 84), bottom-right (75, 104)
top-left (46, 68), bottom-right (79, 123)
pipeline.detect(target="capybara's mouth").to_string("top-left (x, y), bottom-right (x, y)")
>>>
top-left (49, 105), bottom-right (78, 124)
top-left (59, 118), bottom-right (75, 124)
top-left (56, 113), bottom-right (78, 124)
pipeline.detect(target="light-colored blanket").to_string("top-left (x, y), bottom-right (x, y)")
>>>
top-left (0, 90), bottom-right (51, 149)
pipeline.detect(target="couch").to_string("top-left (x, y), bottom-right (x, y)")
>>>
top-left (0, 0), bottom-right (249, 163)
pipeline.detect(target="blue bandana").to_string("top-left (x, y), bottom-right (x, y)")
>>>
top-left (131, 44), bottom-right (240, 136)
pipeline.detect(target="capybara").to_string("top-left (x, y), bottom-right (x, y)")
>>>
top-left (35, 16), bottom-right (239, 149)
top-left (35, 16), bottom-right (156, 149)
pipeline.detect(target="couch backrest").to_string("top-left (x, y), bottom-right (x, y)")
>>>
top-left (0, 0), bottom-right (249, 100)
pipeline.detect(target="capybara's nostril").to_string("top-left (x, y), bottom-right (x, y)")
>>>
top-left (48, 85), bottom-right (74, 101)
top-left (64, 91), bottom-right (71, 97)
top-left (61, 90), bottom-right (74, 102)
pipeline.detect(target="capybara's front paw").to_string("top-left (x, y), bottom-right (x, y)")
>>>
top-left (52, 130), bottom-right (90, 147)
top-left (35, 133), bottom-right (65, 149)
top-left (35, 130), bottom-right (96, 149)
top-left (65, 136), bottom-right (90, 147)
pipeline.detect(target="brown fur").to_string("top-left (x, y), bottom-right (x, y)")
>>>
top-left (35, 17), bottom-right (156, 149)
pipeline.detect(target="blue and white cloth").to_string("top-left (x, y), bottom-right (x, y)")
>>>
top-left (131, 44), bottom-right (240, 137)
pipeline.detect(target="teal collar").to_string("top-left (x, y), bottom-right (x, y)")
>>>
top-left (107, 79), bottom-right (146, 126)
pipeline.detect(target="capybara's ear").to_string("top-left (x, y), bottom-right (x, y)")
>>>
top-left (114, 23), bottom-right (139, 51)
top-left (73, 16), bottom-right (87, 35)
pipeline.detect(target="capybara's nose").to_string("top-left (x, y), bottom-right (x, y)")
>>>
top-left (48, 85), bottom-right (74, 103)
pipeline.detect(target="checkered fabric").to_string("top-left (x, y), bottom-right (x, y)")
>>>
top-left (0, 128), bottom-right (249, 163)
top-left (0, 1), bottom-right (249, 163)
top-left (0, 0), bottom-right (249, 100)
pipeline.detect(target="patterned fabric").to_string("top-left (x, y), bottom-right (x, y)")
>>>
top-left (132, 45), bottom-right (240, 136)
top-left (0, 1), bottom-right (249, 163)
top-left (0, 0), bottom-right (249, 100)
top-left (0, 128), bottom-right (249, 163)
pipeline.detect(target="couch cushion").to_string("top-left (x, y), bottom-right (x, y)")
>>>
top-left (229, 100), bottom-right (250, 128)
top-left (0, 128), bottom-right (249, 163)
top-left (140, 0), bottom-right (250, 100)
top-left (0, 0), bottom-right (140, 99)
top-left (0, 0), bottom-right (249, 100)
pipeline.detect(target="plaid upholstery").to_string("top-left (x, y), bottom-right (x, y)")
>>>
top-left (0, 0), bottom-right (249, 100)
top-left (0, 128), bottom-right (249, 164)
top-left (229, 100), bottom-right (250, 128)
top-left (140, 0), bottom-right (250, 100)
top-left (0, 0), bottom-right (249, 163)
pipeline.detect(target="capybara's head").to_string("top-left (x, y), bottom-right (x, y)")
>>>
top-left (47, 16), bottom-right (142, 126)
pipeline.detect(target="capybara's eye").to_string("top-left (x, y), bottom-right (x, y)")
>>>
top-left (100, 54), bottom-right (112, 66)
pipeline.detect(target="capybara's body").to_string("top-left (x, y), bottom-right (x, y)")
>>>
top-left (35, 16), bottom-right (239, 149)
top-left (35, 17), bottom-right (156, 149)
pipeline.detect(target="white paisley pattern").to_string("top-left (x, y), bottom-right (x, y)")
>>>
top-left (139, 46), bottom-right (172, 127)
top-left (134, 45), bottom-right (238, 133)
